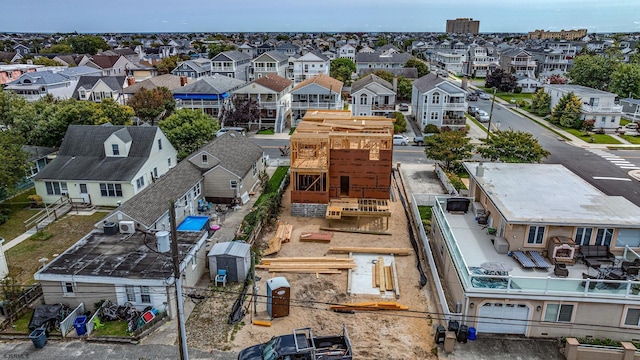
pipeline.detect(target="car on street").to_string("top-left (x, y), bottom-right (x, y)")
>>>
top-left (467, 94), bottom-right (478, 101)
top-left (468, 106), bottom-right (479, 117)
top-left (393, 134), bottom-right (409, 146)
top-left (398, 103), bottom-right (409, 111)
top-left (413, 133), bottom-right (434, 146)
top-left (475, 110), bottom-right (490, 122)
top-left (479, 92), bottom-right (491, 100)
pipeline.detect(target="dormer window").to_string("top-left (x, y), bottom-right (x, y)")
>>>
top-left (202, 154), bottom-right (208, 164)
top-left (112, 144), bottom-right (120, 156)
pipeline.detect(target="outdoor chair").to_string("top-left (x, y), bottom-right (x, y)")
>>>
top-left (554, 263), bottom-right (569, 278)
top-left (215, 269), bottom-right (227, 287)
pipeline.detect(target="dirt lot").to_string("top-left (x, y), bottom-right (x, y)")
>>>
top-left (186, 188), bottom-right (436, 359)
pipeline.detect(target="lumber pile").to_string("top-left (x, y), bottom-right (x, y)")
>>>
top-left (257, 257), bottom-right (354, 274)
top-left (330, 302), bottom-right (408, 312)
top-left (299, 231), bottom-right (333, 243)
top-left (263, 222), bottom-right (293, 256)
top-left (373, 257), bottom-right (400, 296)
top-left (328, 246), bottom-right (412, 256)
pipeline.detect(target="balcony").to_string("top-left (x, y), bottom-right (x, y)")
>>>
top-left (441, 118), bottom-right (466, 126)
top-left (510, 60), bottom-right (536, 66)
top-left (372, 103), bottom-right (395, 110)
top-left (432, 197), bottom-right (640, 300)
top-left (581, 104), bottom-right (623, 113)
top-left (211, 66), bottom-right (234, 72)
top-left (291, 101), bottom-right (338, 109)
top-left (442, 102), bottom-right (467, 110)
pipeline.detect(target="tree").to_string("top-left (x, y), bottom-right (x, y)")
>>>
top-left (159, 109), bottom-right (219, 160)
top-left (485, 68), bottom-right (517, 92)
top-left (0, 130), bottom-right (29, 194)
top-left (47, 43), bottom-right (74, 54)
top-left (220, 97), bottom-right (260, 128)
top-left (207, 43), bottom-right (236, 59)
top-left (96, 99), bottom-right (135, 125)
top-left (365, 71), bottom-right (411, 100)
top-left (610, 63), bottom-right (640, 99)
top-left (478, 130), bottom-right (550, 163)
top-left (549, 92), bottom-right (582, 128)
top-left (275, 34), bottom-right (290, 41)
top-left (20, 57), bottom-right (64, 67)
top-left (530, 89), bottom-right (551, 116)
top-left (548, 74), bottom-right (567, 84)
top-left (423, 130), bottom-right (474, 171)
top-left (330, 58), bottom-right (356, 85)
top-left (404, 58), bottom-right (429, 78)
top-left (127, 87), bottom-right (175, 125)
top-left (568, 55), bottom-right (618, 91)
top-left (156, 55), bottom-right (182, 75)
top-left (65, 35), bottom-right (110, 54)
top-left (393, 112), bottom-right (406, 133)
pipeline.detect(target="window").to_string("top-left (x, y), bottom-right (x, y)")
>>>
top-left (432, 92), bottom-right (440, 104)
top-left (157, 139), bottom-right (162, 150)
top-left (45, 181), bottom-right (68, 195)
top-left (430, 112), bottom-right (439, 121)
top-left (230, 180), bottom-right (238, 189)
top-left (544, 303), bottom-right (574, 322)
top-left (112, 144), bottom-right (120, 156)
top-left (140, 286), bottom-right (151, 303)
top-left (168, 158), bottom-right (172, 167)
top-left (527, 226), bottom-right (545, 244)
top-left (100, 183), bottom-right (123, 197)
top-left (624, 308), bottom-right (640, 327)
top-left (574, 227), bottom-right (593, 246)
top-left (62, 282), bottom-right (75, 295)
top-left (360, 94), bottom-right (368, 105)
top-left (595, 228), bottom-right (614, 246)
top-left (202, 154), bottom-right (208, 164)
top-left (616, 229), bottom-right (640, 248)
top-left (125, 285), bottom-right (136, 302)
top-left (253, 162), bottom-right (258, 177)
top-left (153, 167), bottom-right (158, 178)
top-left (601, 116), bottom-right (607, 123)
top-left (136, 176), bottom-right (145, 189)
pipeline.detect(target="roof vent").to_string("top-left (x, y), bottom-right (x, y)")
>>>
top-left (476, 162), bottom-right (484, 177)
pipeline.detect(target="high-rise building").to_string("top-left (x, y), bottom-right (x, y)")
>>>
top-left (446, 18), bottom-right (480, 35)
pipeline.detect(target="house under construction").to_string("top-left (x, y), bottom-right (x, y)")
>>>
top-left (290, 110), bottom-right (394, 227)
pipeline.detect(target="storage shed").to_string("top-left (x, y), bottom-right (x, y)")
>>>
top-left (207, 241), bottom-right (251, 282)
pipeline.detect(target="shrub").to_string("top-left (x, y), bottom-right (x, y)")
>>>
top-left (0, 208), bottom-right (10, 225)
top-left (445, 171), bottom-right (467, 191)
top-left (423, 124), bottom-right (440, 134)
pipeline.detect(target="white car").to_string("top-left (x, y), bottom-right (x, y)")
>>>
top-left (479, 92), bottom-right (491, 100)
top-left (475, 110), bottom-right (490, 122)
top-left (393, 134), bottom-right (409, 146)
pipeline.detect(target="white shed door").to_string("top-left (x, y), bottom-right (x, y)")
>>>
top-left (477, 302), bottom-right (529, 334)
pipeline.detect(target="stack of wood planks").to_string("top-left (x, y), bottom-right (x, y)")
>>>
top-left (328, 246), bottom-right (412, 256)
top-left (256, 257), bottom-right (355, 274)
top-left (372, 257), bottom-right (400, 298)
top-left (299, 231), bottom-right (333, 243)
top-left (330, 301), bottom-right (408, 312)
top-left (263, 222), bottom-right (293, 256)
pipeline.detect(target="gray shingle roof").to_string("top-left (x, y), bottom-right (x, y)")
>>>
top-left (8, 70), bottom-right (69, 86)
top-left (412, 73), bottom-right (446, 93)
top-left (351, 74), bottom-right (393, 93)
top-left (260, 50), bottom-right (289, 63)
top-left (358, 68), bottom-right (419, 79)
top-left (72, 76), bottom-right (126, 99)
top-left (197, 131), bottom-right (263, 178)
top-left (355, 52), bottom-right (412, 64)
top-left (173, 75), bottom-right (246, 95)
top-left (34, 125), bottom-right (159, 182)
top-left (212, 50), bottom-right (252, 62)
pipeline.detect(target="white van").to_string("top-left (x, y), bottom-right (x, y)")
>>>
top-left (216, 127), bottom-right (245, 137)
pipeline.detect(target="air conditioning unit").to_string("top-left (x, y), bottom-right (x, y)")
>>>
top-left (119, 221), bottom-right (135, 234)
top-left (60, 191), bottom-right (68, 196)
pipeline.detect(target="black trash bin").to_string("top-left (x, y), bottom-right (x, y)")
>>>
top-left (434, 325), bottom-right (446, 344)
top-left (447, 320), bottom-right (459, 333)
top-left (29, 327), bottom-right (47, 348)
top-left (457, 325), bottom-right (468, 343)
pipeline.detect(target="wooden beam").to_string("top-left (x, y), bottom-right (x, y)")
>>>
top-left (320, 227), bottom-right (392, 236)
top-left (378, 256), bottom-right (385, 294)
top-left (391, 260), bottom-right (400, 300)
top-left (328, 247), bottom-right (412, 256)
top-left (384, 265), bottom-right (393, 291)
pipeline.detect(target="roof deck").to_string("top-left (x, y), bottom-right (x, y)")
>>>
top-left (434, 197), bottom-right (640, 301)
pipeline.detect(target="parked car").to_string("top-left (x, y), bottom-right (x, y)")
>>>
top-left (216, 127), bottom-right (245, 137)
top-left (624, 122), bottom-right (639, 131)
top-left (393, 134), bottom-right (409, 146)
top-left (475, 110), bottom-right (490, 122)
top-left (468, 106), bottom-right (479, 116)
top-left (398, 103), bottom-right (409, 111)
top-left (467, 94), bottom-right (478, 101)
top-left (413, 133), bottom-right (434, 146)
top-left (479, 92), bottom-right (491, 100)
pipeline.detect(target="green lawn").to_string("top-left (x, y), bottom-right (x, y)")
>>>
top-left (620, 134), bottom-right (640, 144)
top-left (562, 127), bottom-right (622, 144)
top-left (478, 87), bottom-right (533, 103)
top-left (256, 129), bottom-right (274, 135)
top-left (288, 127), bottom-right (296, 135)
top-left (418, 206), bottom-right (432, 221)
top-left (92, 319), bottom-right (130, 337)
top-left (0, 188), bottom-right (40, 241)
top-left (466, 114), bottom-right (488, 134)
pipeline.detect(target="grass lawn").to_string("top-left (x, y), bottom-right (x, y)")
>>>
top-left (4, 309), bottom-right (32, 333)
top-left (418, 206), bottom-right (432, 221)
top-left (562, 127), bottom-right (622, 144)
top-left (92, 320), bottom-right (130, 337)
top-left (620, 134), bottom-right (640, 144)
top-left (6, 212), bottom-right (106, 285)
top-left (0, 188), bottom-right (40, 241)
top-left (466, 114), bottom-right (488, 134)
top-left (256, 129), bottom-right (274, 135)
top-left (478, 87), bottom-right (533, 103)
top-left (288, 127), bottom-right (296, 135)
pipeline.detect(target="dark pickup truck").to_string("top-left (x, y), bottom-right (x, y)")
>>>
top-left (238, 325), bottom-right (352, 360)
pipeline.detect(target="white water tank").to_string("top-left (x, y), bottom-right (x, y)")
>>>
top-left (156, 231), bottom-right (170, 253)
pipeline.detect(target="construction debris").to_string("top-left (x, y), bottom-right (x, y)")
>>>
top-left (328, 246), bottom-right (412, 256)
top-left (320, 227), bottom-right (392, 236)
top-left (299, 232), bottom-right (333, 243)
top-left (330, 302), bottom-right (408, 312)
top-left (263, 222), bottom-right (294, 256)
top-left (253, 320), bottom-right (272, 327)
top-left (257, 257), bottom-right (355, 275)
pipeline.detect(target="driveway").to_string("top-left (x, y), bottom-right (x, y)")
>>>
top-left (440, 336), bottom-right (565, 360)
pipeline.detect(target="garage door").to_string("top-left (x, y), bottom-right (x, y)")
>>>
top-left (477, 302), bottom-right (529, 334)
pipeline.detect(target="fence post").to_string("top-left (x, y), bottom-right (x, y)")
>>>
top-left (622, 342), bottom-right (636, 360)
top-left (564, 338), bottom-right (579, 360)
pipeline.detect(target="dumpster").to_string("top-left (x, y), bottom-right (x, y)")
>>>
top-left (74, 315), bottom-right (88, 336)
top-left (29, 327), bottom-right (47, 348)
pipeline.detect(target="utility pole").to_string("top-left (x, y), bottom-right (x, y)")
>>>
top-left (486, 87), bottom-right (497, 140)
top-left (169, 201), bottom-right (189, 360)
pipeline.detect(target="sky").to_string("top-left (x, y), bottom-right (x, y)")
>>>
top-left (1, 0), bottom-right (639, 34)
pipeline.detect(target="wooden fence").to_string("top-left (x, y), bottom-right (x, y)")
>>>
top-left (1, 283), bottom-right (43, 329)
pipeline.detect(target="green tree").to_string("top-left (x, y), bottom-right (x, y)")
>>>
top-left (393, 112), bottom-right (406, 133)
top-left (423, 130), bottom-right (474, 171)
top-left (47, 43), bottom-right (74, 54)
top-left (530, 89), bottom-right (551, 116)
top-left (330, 58), bottom-right (356, 85)
top-left (159, 109), bottom-right (219, 160)
top-left (156, 55), bottom-right (182, 75)
top-left (96, 99), bottom-right (135, 125)
top-left (478, 130), bottom-right (550, 163)
top-left (404, 58), bottom-right (429, 78)
top-left (610, 63), bottom-right (640, 98)
top-left (375, 38), bottom-right (388, 47)
top-left (20, 57), bottom-right (64, 66)
top-left (550, 92), bottom-right (582, 128)
top-left (568, 55), bottom-right (619, 91)
top-left (485, 68), bottom-right (517, 92)
top-left (127, 87), bottom-right (175, 125)
top-left (0, 130), bottom-right (29, 194)
top-left (367, 71), bottom-right (412, 100)
top-left (220, 97), bottom-right (260, 128)
top-left (65, 35), bottom-right (110, 54)
top-left (275, 34), bottom-right (290, 41)
top-left (207, 43), bottom-right (236, 59)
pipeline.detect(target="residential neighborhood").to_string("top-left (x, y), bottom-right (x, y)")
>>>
top-left (1, 10), bottom-right (640, 360)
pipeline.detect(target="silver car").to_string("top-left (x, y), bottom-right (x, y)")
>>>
top-left (393, 134), bottom-right (409, 146)
top-left (475, 110), bottom-right (490, 122)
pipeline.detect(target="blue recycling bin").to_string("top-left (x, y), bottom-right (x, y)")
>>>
top-left (29, 327), bottom-right (47, 348)
top-left (74, 315), bottom-right (88, 336)
top-left (468, 326), bottom-right (477, 340)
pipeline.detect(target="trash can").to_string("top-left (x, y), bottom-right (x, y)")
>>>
top-left (457, 325), bottom-right (468, 343)
top-left (29, 327), bottom-right (47, 348)
top-left (447, 320), bottom-right (459, 333)
top-left (468, 327), bottom-right (477, 340)
top-left (74, 315), bottom-right (88, 336)
top-left (434, 325), bottom-right (446, 344)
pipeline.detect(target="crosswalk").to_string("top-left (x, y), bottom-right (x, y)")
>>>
top-left (587, 149), bottom-right (640, 170)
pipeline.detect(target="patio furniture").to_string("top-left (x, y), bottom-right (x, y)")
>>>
top-left (446, 198), bottom-right (470, 213)
top-left (579, 245), bottom-right (614, 269)
top-left (554, 263), bottom-right (569, 278)
top-left (528, 251), bottom-right (552, 269)
top-left (481, 262), bottom-right (513, 275)
top-left (581, 273), bottom-right (597, 290)
top-left (215, 269), bottom-right (227, 287)
top-left (622, 259), bottom-right (640, 276)
top-left (512, 251), bottom-right (536, 268)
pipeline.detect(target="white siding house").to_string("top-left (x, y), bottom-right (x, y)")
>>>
top-left (545, 84), bottom-right (623, 130)
top-left (412, 73), bottom-right (467, 130)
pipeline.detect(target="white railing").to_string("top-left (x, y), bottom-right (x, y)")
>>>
top-left (85, 302), bottom-right (103, 336)
top-left (211, 66), bottom-right (234, 72)
top-left (582, 104), bottom-right (623, 113)
top-left (60, 303), bottom-right (85, 337)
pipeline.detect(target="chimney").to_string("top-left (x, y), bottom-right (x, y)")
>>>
top-left (180, 76), bottom-right (188, 86)
top-left (127, 77), bottom-right (136, 86)
top-left (393, 77), bottom-right (397, 93)
top-left (476, 162), bottom-right (484, 177)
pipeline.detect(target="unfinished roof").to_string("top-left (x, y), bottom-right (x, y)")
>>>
top-left (464, 162), bottom-right (640, 227)
top-left (292, 111), bottom-right (394, 139)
